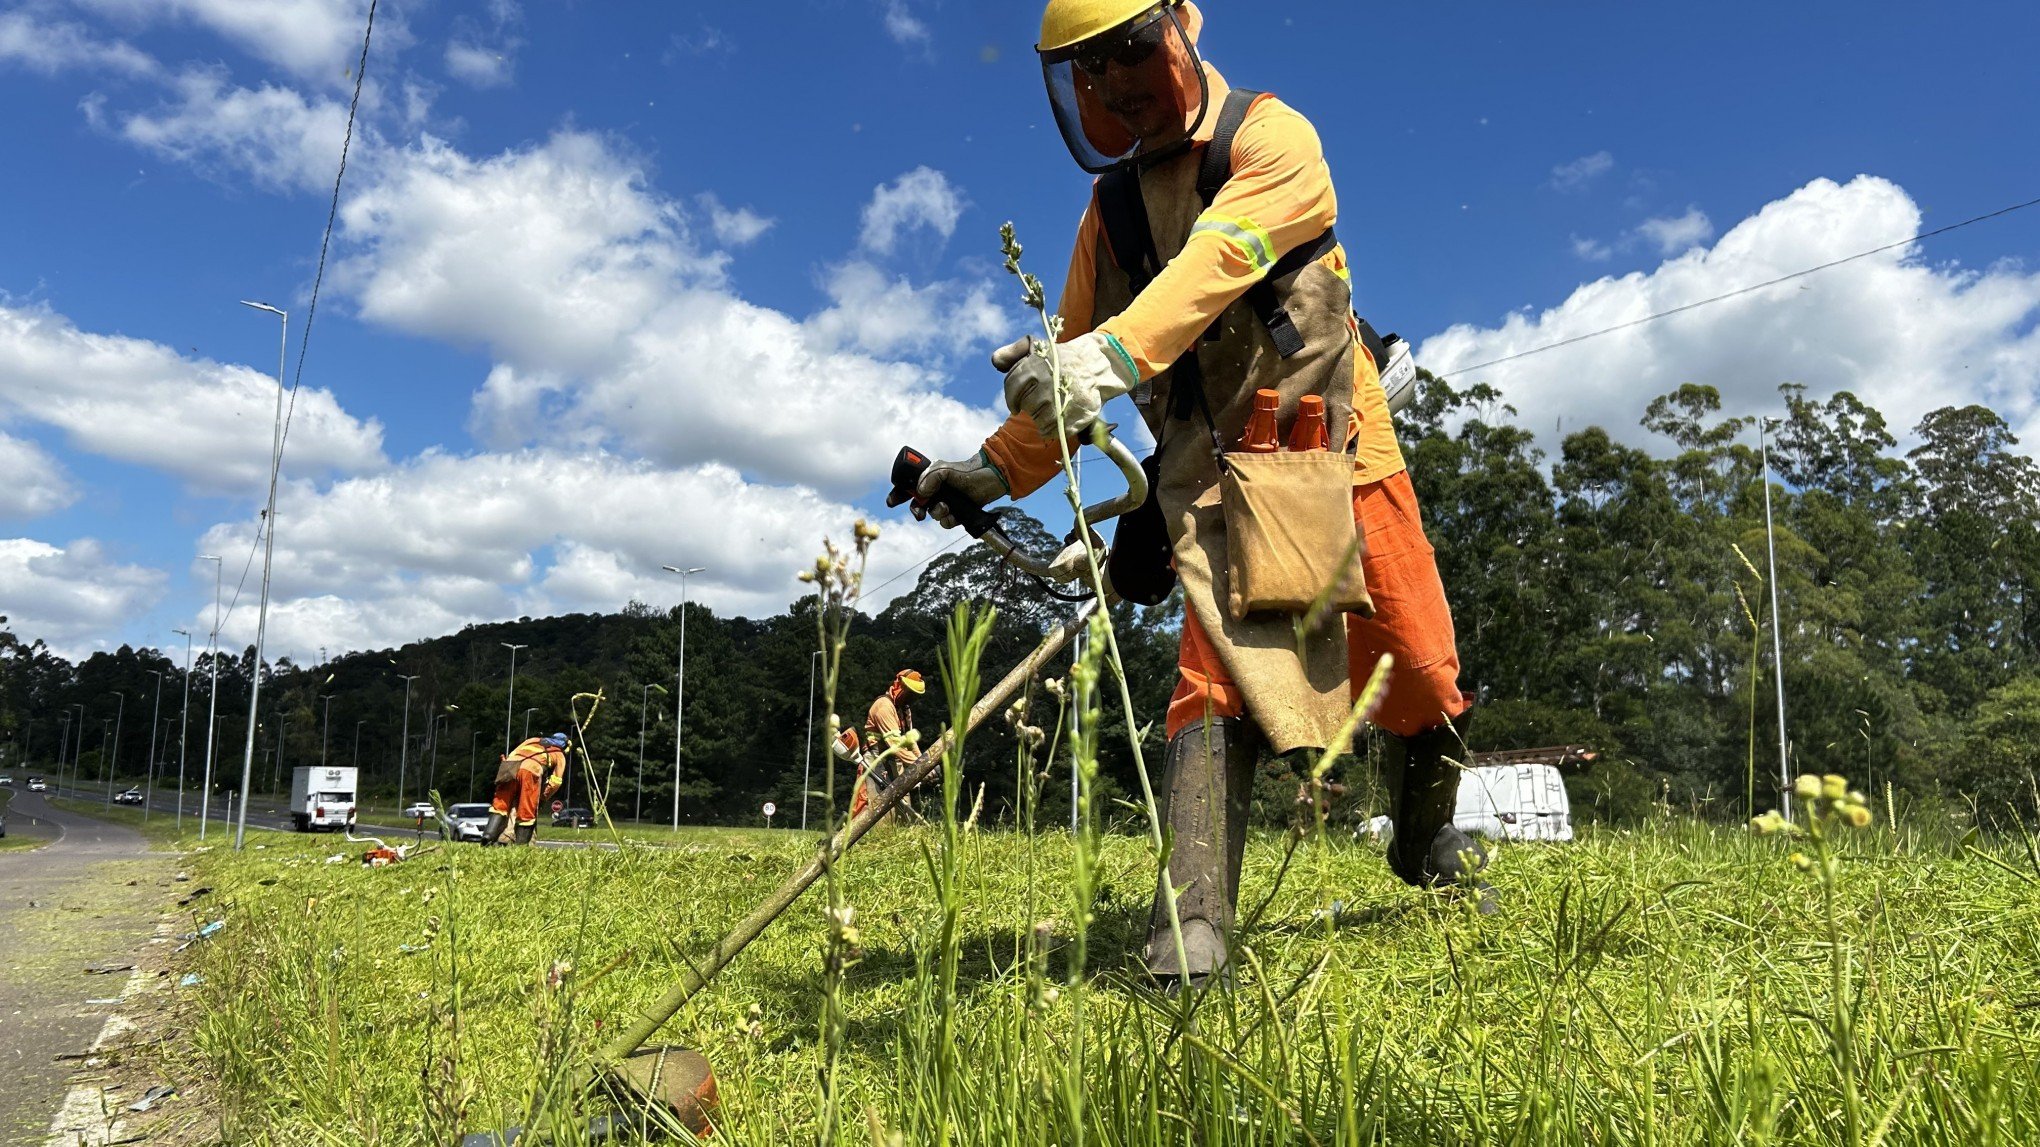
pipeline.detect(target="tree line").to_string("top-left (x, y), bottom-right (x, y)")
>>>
top-left (2, 379), bottom-right (2035, 828)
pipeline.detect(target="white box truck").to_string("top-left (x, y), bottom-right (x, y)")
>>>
top-left (289, 766), bottom-right (359, 832)
top-left (1454, 763), bottom-right (1573, 842)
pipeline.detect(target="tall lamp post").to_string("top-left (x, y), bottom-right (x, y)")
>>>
top-left (234, 299), bottom-right (288, 850)
top-left (802, 649), bottom-right (820, 831)
top-left (637, 683), bottom-right (666, 823)
top-left (56, 715), bottom-right (71, 789)
top-left (321, 694), bottom-right (335, 768)
top-left (353, 719), bottom-right (367, 769)
top-left (395, 674), bottom-right (419, 813)
top-left (660, 564), bottom-right (706, 831)
top-left (501, 642), bottom-right (528, 753)
top-left (172, 628), bottom-right (193, 830)
top-left (1758, 416), bottom-right (1793, 820)
top-left (197, 553), bottom-right (224, 840)
top-left (103, 690), bottom-right (125, 808)
top-left (68, 703), bottom-right (84, 796)
top-left (144, 669), bottom-right (165, 821)
top-left (522, 707), bottom-right (537, 743)
top-left (468, 731), bottom-right (483, 802)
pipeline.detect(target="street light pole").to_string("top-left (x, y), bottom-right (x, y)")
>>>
top-left (68, 703), bottom-right (84, 796)
top-left (469, 731), bottom-right (483, 802)
top-left (353, 720), bottom-right (366, 769)
top-left (661, 565), bottom-right (706, 831)
top-left (802, 649), bottom-right (820, 832)
top-left (144, 669), bottom-right (165, 821)
top-left (321, 695), bottom-right (334, 769)
top-left (1759, 417), bottom-right (1793, 820)
top-left (501, 643), bottom-right (528, 754)
top-left (234, 299), bottom-right (287, 850)
top-left (105, 691), bottom-right (124, 808)
top-left (523, 707), bottom-right (537, 742)
top-left (172, 628), bottom-right (193, 830)
top-left (396, 674), bottom-right (419, 812)
top-left (637, 683), bottom-right (665, 823)
top-left (198, 553), bottom-right (223, 840)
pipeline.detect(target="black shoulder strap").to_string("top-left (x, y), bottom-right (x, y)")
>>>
top-left (1095, 170), bottom-right (1160, 294)
top-left (1192, 87), bottom-right (1330, 359)
top-left (1197, 87), bottom-right (1263, 206)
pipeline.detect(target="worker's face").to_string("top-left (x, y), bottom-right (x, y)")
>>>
top-left (1076, 13), bottom-right (1196, 146)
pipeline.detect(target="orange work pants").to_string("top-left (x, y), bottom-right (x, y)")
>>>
top-left (490, 766), bottom-right (545, 827)
top-left (1167, 469), bottom-right (1468, 741)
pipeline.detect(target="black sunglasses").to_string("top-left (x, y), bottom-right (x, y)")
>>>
top-left (1073, 8), bottom-right (1172, 76)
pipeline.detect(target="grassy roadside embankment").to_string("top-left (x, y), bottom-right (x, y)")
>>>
top-left (169, 798), bottom-right (2040, 1145)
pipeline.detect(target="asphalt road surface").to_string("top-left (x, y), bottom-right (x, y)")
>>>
top-left (0, 789), bottom-right (165, 1141)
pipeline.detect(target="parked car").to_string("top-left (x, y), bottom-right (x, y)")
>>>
top-left (27, 777), bottom-right (47, 791)
top-left (440, 802), bottom-right (494, 843)
top-left (0, 774), bottom-right (14, 786)
top-left (401, 801), bottom-right (437, 820)
top-left (551, 807), bottom-right (595, 829)
top-left (114, 788), bottom-right (145, 806)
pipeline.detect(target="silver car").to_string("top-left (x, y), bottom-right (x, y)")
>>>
top-left (441, 802), bottom-right (494, 843)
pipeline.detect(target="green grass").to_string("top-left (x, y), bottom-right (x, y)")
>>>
top-left (46, 795), bottom-right (194, 846)
top-left (170, 806), bottom-right (2040, 1145)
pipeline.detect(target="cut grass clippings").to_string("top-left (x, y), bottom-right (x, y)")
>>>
top-left (172, 812), bottom-right (2040, 1145)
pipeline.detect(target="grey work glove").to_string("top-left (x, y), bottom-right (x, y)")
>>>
top-left (913, 449), bottom-right (1010, 530)
top-left (998, 331), bottom-right (1139, 437)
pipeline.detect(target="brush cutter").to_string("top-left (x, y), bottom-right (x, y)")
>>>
top-left (466, 437), bottom-right (1138, 1141)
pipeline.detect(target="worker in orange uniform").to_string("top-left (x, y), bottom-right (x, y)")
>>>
top-left (482, 732), bottom-right (568, 846)
top-left (913, 0), bottom-right (1490, 985)
top-left (849, 669), bottom-right (924, 820)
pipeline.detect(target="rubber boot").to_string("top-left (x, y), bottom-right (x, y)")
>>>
top-left (1145, 717), bottom-right (1261, 985)
top-left (1383, 712), bottom-right (1498, 914)
top-left (480, 811), bottom-right (509, 846)
top-left (513, 822), bottom-right (535, 846)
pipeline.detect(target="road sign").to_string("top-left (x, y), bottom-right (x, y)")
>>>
top-left (552, 799), bottom-right (564, 814)
top-left (762, 801), bottom-right (777, 817)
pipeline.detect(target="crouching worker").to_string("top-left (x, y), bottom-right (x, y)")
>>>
top-left (483, 732), bottom-right (568, 845)
top-left (912, 0), bottom-right (1490, 987)
top-left (845, 669), bottom-right (924, 821)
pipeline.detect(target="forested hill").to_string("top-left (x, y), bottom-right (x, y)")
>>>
top-left (3, 378), bottom-right (2036, 828)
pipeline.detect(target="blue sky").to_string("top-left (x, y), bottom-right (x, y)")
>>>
top-left (2, 0), bottom-right (2037, 662)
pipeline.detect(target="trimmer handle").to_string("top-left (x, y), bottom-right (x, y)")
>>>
top-left (887, 446), bottom-right (998, 538)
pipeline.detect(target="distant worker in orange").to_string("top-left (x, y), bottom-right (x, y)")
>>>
top-left (849, 669), bottom-right (925, 820)
top-left (483, 732), bottom-right (568, 845)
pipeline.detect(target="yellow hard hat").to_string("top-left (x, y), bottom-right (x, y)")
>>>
top-left (896, 669), bottom-right (926, 695)
top-left (1038, 0), bottom-right (1176, 53)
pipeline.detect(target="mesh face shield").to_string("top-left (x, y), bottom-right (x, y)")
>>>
top-left (1040, 3), bottom-right (1208, 175)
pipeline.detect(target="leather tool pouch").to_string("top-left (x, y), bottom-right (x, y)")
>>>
top-left (1219, 450), bottom-right (1373, 621)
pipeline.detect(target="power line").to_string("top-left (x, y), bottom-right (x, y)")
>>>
top-left (1435, 191), bottom-right (2040, 378)
top-left (864, 532), bottom-right (970, 598)
top-left (275, 0), bottom-right (378, 466)
top-left (219, 0), bottom-right (379, 651)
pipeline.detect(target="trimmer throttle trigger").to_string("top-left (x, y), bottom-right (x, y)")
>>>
top-left (887, 445), bottom-right (996, 537)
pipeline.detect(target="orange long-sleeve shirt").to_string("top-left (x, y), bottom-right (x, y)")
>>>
top-left (983, 70), bottom-right (1404, 499)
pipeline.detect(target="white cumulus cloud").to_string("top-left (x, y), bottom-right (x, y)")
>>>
top-left (108, 66), bottom-right (355, 193)
top-left (69, 0), bottom-right (404, 87)
top-left (0, 9), bottom-right (160, 78)
top-left (1635, 207), bottom-right (1714, 255)
top-left (0, 431), bottom-right (78, 519)
top-left (0, 537), bottom-right (166, 656)
top-left (882, 0), bottom-right (930, 47)
top-left (0, 301), bottom-right (388, 493)
top-left (1550, 151), bottom-right (1613, 193)
top-left (1419, 175), bottom-right (2040, 459)
top-left (196, 451), bottom-right (954, 660)
top-left (860, 166), bottom-right (965, 254)
top-left (445, 0), bottom-right (521, 89)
